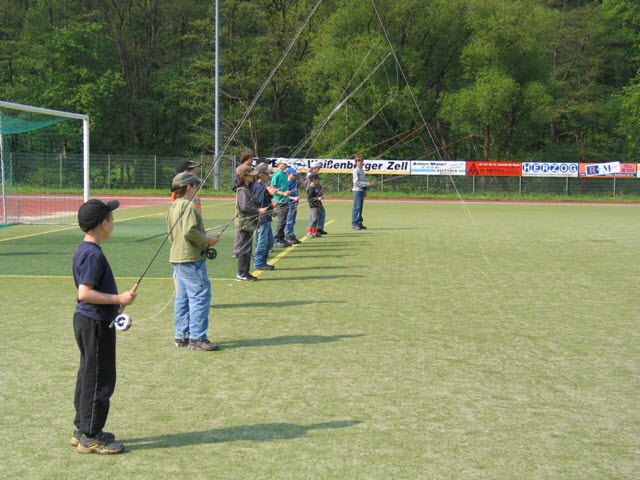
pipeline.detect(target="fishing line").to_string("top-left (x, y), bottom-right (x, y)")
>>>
top-left (112, 0), bottom-right (325, 330)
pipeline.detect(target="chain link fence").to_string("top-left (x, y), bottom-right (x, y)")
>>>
top-left (4, 152), bottom-right (639, 197)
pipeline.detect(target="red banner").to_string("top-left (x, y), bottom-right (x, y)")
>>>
top-left (466, 162), bottom-right (522, 177)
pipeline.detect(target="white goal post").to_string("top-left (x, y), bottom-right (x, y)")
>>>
top-left (0, 101), bottom-right (90, 224)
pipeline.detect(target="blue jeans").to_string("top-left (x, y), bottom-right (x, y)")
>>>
top-left (172, 261), bottom-right (211, 341)
top-left (352, 191), bottom-right (365, 227)
top-left (254, 221), bottom-right (274, 267)
top-left (284, 200), bottom-right (298, 236)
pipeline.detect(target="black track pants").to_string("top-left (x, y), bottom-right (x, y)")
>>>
top-left (73, 312), bottom-right (116, 437)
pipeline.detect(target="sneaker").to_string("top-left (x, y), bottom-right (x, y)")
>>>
top-left (274, 241), bottom-right (290, 248)
top-left (236, 273), bottom-right (258, 281)
top-left (77, 434), bottom-right (124, 454)
top-left (174, 337), bottom-right (188, 347)
top-left (317, 229), bottom-right (328, 235)
top-left (71, 430), bottom-right (114, 448)
top-left (352, 225), bottom-right (363, 230)
top-left (255, 264), bottom-right (275, 270)
top-left (360, 225), bottom-right (368, 229)
top-left (188, 339), bottom-right (221, 351)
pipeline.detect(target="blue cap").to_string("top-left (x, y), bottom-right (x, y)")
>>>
top-left (286, 167), bottom-right (297, 175)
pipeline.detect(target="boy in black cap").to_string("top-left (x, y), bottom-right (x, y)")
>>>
top-left (71, 199), bottom-right (137, 454)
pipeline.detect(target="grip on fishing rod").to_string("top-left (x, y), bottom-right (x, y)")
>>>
top-left (118, 283), bottom-right (139, 314)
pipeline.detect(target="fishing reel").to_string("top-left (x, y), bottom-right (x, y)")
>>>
top-left (110, 313), bottom-right (132, 331)
top-left (205, 247), bottom-right (217, 260)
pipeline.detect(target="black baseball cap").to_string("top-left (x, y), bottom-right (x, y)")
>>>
top-left (176, 160), bottom-right (203, 173)
top-left (78, 199), bottom-right (119, 232)
top-left (308, 173), bottom-right (320, 181)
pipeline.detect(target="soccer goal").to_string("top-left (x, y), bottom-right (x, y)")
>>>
top-left (0, 101), bottom-right (89, 225)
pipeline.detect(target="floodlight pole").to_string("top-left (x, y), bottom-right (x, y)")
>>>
top-left (214, 0), bottom-right (221, 190)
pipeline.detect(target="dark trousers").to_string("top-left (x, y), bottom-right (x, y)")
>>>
top-left (309, 207), bottom-right (320, 228)
top-left (275, 203), bottom-right (289, 242)
top-left (236, 229), bottom-right (254, 275)
top-left (352, 191), bottom-right (365, 227)
top-left (73, 312), bottom-right (116, 436)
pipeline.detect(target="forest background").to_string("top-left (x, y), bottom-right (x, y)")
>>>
top-left (1, 0), bottom-right (639, 164)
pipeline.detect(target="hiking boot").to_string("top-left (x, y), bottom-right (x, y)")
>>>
top-left (236, 273), bottom-right (258, 281)
top-left (174, 337), bottom-right (188, 347)
top-left (188, 339), bottom-right (221, 351)
top-left (77, 434), bottom-right (124, 454)
top-left (317, 229), bottom-right (328, 235)
top-left (71, 430), bottom-right (114, 448)
top-left (286, 235), bottom-right (301, 245)
top-left (255, 264), bottom-right (275, 270)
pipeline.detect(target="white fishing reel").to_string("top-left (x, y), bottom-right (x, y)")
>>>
top-left (110, 313), bottom-right (132, 331)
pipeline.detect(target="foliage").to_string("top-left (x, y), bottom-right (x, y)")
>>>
top-left (0, 0), bottom-right (638, 162)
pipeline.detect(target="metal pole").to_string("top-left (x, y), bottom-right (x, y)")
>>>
top-left (108, 155), bottom-right (111, 189)
top-left (154, 155), bottom-right (157, 189)
top-left (214, 0), bottom-right (221, 190)
top-left (613, 177), bottom-right (617, 196)
top-left (60, 154), bottom-right (63, 187)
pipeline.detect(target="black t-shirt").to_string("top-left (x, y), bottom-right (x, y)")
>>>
top-left (306, 184), bottom-right (323, 208)
top-left (72, 241), bottom-right (118, 321)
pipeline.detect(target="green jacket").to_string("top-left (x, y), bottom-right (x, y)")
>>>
top-left (167, 198), bottom-right (207, 263)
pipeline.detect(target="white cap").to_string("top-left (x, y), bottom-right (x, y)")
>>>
top-left (276, 158), bottom-right (288, 165)
top-left (310, 161), bottom-right (321, 168)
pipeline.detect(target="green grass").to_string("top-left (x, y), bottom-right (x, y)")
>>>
top-left (0, 199), bottom-right (638, 479)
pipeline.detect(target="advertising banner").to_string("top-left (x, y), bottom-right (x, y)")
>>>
top-left (522, 162), bottom-right (578, 177)
top-left (264, 158), bottom-right (410, 174)
top-left (578, 163), bottom-right (637, 178)
top-left (466, 162), bottom-right (522, 177)
top-left (411, 161), bottom-right (466, 176)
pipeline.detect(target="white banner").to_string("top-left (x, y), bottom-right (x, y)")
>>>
top-left (411, 161), bottom-right (466, 176)
top-left (264, 157), bottom-right (409, 174)
top-left (522, 162), bottom-right (579, 177)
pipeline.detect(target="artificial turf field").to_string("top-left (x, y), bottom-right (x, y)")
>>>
top-left (0, 198), bottom-right (638, 479)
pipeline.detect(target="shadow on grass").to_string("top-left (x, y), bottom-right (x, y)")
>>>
top-left (259, 274), bottom-right (364, 281)
top-left (277, 265), bottom-right (365, 271)
top-left (287, 254), bottom-right (351, 259)
top-left (0, 251), bottom-right (62, 256)
top-left (213, 300), bottom-right (344, 309)
top-left (123, 419), bottom-right (363, 451)
top-left (134, 232), bottom-right (168, 242)
top-left (218, 333), bottom-right (365, 349)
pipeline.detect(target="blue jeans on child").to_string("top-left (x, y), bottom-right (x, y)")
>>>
top-left (254, 221), bottom-right (274, 267)
top-left (284, 200), bottom-right (298, 236)
top-left (172, 261), bottom-right (211, 341)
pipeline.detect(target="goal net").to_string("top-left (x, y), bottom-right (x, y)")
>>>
top-left (0, 101), bottom-right (89, 225)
